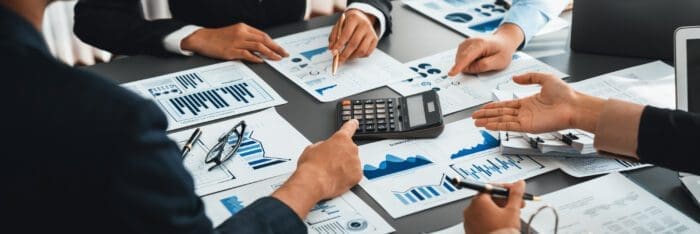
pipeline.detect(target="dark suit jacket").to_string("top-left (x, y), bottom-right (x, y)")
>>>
top-left (1, 6), bottom-right (305, 234)
top-left (74, 0), bottom-right (393, 56)
top-left (638, 106), bottom-right (700, 175)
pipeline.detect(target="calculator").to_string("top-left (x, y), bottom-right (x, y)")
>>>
top-left (337, 90), bottom-right (445, 140)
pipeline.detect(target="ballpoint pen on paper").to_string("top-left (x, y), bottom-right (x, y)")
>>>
top-left (332, 13), bottom-right (346, 76)
top-left (181, 128), bottom-right (202, 159)
top-left (449, 177), bottom-right (541, 201)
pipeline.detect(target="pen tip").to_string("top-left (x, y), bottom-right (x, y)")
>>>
top-left (532, 196), bottom-right (542, 201)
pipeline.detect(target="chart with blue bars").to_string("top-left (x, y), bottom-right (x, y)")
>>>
top-left (220, 195), bottom-right (245, 215)
top-left (307, 201), bottom-right (341, 226)
top-left (175, 73), bottom-right (205, 89)
top-left (227, 131), bottom-right (290, 170)
top-left (450, 155), bottom-right (545, 181)
top-left (392, 174), bottom-right (457, 206)
top-left (159, 80), bottom-right (274, 122)
top-left (451, 130), bottom-right (500, 159)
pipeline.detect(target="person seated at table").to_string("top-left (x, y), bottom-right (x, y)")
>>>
top-left (449, 0), bottom-right (570, 76)
top-left (73, 0), bottom-right (391, 65)
top-left (2, 0), bottom-right (372, 232)
top-left (471, 72), bottom-right (700, 175)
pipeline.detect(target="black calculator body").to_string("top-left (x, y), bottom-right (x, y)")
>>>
top-left (338, 90), bottom-right (445, 140)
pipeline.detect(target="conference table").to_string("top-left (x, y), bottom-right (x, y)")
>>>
top-left (83, 3), bottom-right (700, 233)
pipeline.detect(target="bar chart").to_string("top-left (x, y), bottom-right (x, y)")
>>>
top-left (392, 174), bottom-right (457, 205)
top-left (227, 131), bottom-right (291, 170)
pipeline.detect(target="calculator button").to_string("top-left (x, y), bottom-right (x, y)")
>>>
top-left (342, 110), bottom-right (351, 115)
top-left (354, 115), bottom-right (363, 120)
top-left (342, 105), bottom-right (351, 110)
top-left (390, 124), bottom-right (396, 130)
top-left (376, 103), bottom-right (386, 109)
top-left (342, 115), bottom-right (351, 121)
top-left (376, 108), bottom-right (386, 114)
top-left (353, 110), bottom-right (363, 115)
top-left (389, 108), bottom-right (394, 113)
top-left (364, 104), bottom-right (375, 109)
top-left (377, 119), bottom-right (386, 124)
top-left (375, 99), bottom-right (386, 104)
top-left (389, 118), bottom-right (395, 124)
top-left (357, 124), bottom-right (364, 131)
top-left (376, 114), bottom-right (386, 119)
top-left (365, 124), bottom-right (375, 131)
top-left (353, 105), bottom-right (363, 110)
top-left (365, 119), bottom-right (375, 125)
top-left (389, 113), bottom-right (395, 118)
top-left (364, 99), bottom-right (374, 104)
top-left (388, 103), bottom-right (394, 108)
top-left (365, 109), bottom-right (375, 114)
top-left (377, 124), bottom-right (387, 131)
top-left (365, 114), bottom-right (375, 119)
top-left (353, 100), bottom-right (363, 105)
top-left (342, 100), bottom-right (351, 106)
top-left (388, 99), bottom-right (394, 103)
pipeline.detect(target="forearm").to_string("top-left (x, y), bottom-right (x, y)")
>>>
top-left (492, 23), bottom-right (526, 53)
top-left (271, 168), bottom-right (324, 219)
top-left (74, 0), bottom-right (187, 56)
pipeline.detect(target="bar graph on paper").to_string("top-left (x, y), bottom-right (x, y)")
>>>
top-left (227, 130), bottom-right (291, 170)
top-left (122, 62), bottom-right (286, 130)
top-left (392, 174), bottom-right (458, 206)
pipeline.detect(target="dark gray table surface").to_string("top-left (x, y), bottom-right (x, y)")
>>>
top-left (82, 3), bottom-right (700, 233)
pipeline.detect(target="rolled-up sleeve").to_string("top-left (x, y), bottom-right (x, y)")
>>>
top-left (593, 99), bottom-right (644, 158)
top-left (501, 0), bottom-right (568, 48)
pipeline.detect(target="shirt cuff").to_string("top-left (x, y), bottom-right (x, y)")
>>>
top-left (501, 4), bottom-right (549, 49)
top-left (593, 99), bottom-right (644, 158)
top-left (163, 25), bottom-right (202, 56)
top-left (346, 3), bottom-right (387, 39)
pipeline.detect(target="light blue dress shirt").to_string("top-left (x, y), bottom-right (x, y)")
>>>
top-left (501, 0), bottom-right (569, 48)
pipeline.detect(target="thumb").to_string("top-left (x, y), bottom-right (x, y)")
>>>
top-left (505, 180), bottom-right (526, 210)
top-left (336, 119), bottom-right (359, 138)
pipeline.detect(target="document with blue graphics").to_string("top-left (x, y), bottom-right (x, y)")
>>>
top-left (202, 174), bottom-right (395, 234)
top-left (122, 62), bottom-right (286, 130)
top-left (266, 26), bottom-right (415, 102)
top-left (168, 108), bottom-right (310, 196)
top-left (358, 118), bottom-right (557, 218)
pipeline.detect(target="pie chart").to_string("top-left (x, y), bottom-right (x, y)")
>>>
top-left (444, 13), bottom-right (473, 23)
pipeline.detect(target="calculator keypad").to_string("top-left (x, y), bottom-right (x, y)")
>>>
top-left (341, 98), bottom-right (398, 133)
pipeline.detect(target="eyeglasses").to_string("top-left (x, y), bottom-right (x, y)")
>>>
top-left (205, 120), bottom-right (247, 171)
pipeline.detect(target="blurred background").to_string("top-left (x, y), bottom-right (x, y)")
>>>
top-left (43, 0), bottom-right (350, 66)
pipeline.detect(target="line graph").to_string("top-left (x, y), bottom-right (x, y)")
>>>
top-left (450, 155), bottom-right (546, 182)
top-left (451, 130), bottom-right (500, 159)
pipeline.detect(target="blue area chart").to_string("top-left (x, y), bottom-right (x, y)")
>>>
top-left (450, 130), bottom-right (500, 159)
top-left (300, 47), bottom-right (328, 61)
top-left (227, 131), bottom-right (290, 170)
top-left (220, 195), bottom-right (245, 215)
top-left (315, 84), bottom-right (337, 96)
top-left (392, 174), bottom-right (457, 205)
top-left (469, 18), bottom-right (504, 33)
top-left (445, 13), bottom-right (473, 23)
top-left (159, 80), bottom-right (274, 122)
top-left (363, 154), bottom-right (433, 180)
top-left (450, 155), bottom-right (545, 181)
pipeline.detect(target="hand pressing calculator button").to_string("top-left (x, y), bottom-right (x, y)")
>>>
top-left (337, 90), bottom-right (445, 140)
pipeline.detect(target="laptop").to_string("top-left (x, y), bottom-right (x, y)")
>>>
top-left (571, 0), bottom-right (700, 60)
top-left (674, 26), bottom-right (700, 207)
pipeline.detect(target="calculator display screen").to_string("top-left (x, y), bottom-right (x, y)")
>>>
top-left (407, 95), bottom-right (427, 127)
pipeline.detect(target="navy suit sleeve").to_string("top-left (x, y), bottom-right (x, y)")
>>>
top-left (348, 0), bottom-right (393, 37)
top-left (74, 0), bottom-right (188, 56)
top-left (637, 106), bottom-right (700, 174)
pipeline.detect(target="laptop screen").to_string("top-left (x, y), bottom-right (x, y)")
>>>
top-left (689, 39), bottom-right (700, 113)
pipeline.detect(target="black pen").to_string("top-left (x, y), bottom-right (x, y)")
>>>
top-left (181, 128), bottom-right (202, 159)
top-left (449, 177), bottom-right (540, 201)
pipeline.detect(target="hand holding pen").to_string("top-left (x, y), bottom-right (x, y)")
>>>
top-left (329, 9), bottom-right (380, 75)
top-left (450, 177), bottom-right (540, 201)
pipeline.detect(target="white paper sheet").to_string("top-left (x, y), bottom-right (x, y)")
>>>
top-left (202, 174), bottom-right (395, 234)
top-left (403, 0), bottom-right (570, 38)
top-left (358, 118), bottom-right (556, 218)
top-left (168, 108), bottom-right (310, 196)
top-left (389, 50), bottom-right (566, 115)
top-left (122, 62), bottom-right (286, 131)
top-left (266, 27), bottom-right (415, 102)
top-left (521, 173), bottom-right (700, 233)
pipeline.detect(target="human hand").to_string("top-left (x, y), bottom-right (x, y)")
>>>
top-left (472, 72), bottom-right (605, 133)
top-left (329, 9), bottom-right (379, 65)
top-left (181, 23), bottom-right (288, 63)
top-left (463, 180), bottom-right (526, 234)
top-left (272, 120), bottom-right (361, 218)
top-left (448, 23), bottom-right (524, 76)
